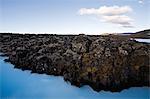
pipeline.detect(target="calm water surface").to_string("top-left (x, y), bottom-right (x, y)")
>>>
top-left (0, 56), bottom-right (149, 99)
top-left (135, 39), bottom-right (150, 43)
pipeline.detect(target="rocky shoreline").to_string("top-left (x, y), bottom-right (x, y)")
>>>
top-left (0, 31), bottom-right (149, 92)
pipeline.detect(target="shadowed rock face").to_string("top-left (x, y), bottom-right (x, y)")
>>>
top-left (0, 33), bottom-right (149, 92)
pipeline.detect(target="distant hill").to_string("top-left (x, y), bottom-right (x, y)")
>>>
top-left (131, 29), bottom-right (150, 39)
top-left (121, 29), bottom-right (150, 39)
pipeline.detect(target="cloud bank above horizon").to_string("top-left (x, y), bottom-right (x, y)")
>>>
top-left (78, 6), bottom-right (134, 28)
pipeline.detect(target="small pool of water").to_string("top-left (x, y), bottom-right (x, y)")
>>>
top-left (0, 56), bottom-right (149, 99)
top-left (135, 39), bottom-right (150, 43)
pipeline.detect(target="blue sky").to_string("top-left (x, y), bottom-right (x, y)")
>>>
top-left (0, 0), bottom-right (150, 34)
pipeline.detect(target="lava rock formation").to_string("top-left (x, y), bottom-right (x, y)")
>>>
top-left (0, 32), bottom-right (149, 92)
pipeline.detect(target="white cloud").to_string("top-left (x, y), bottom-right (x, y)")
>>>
top-left (79, 6), bottom-right (132, 16)
top-left (101, 15), bottom-right (133, 27)
top-left (138, 0), bottom-right (144, 4)
top-left (78, 6), bottom-right (134, 28)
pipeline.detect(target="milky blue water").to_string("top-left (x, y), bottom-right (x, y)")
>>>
top-left (135, 39), bottom-right (150, 43)
top-left (0, 56), bottom-right (149, 99)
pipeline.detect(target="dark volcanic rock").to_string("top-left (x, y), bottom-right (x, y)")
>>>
top-left (0, 32), bottom-right (149, 92)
